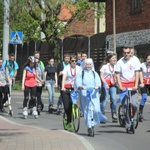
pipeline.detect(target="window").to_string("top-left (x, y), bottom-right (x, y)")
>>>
top-left (131, 0), bottom-right (142, 14)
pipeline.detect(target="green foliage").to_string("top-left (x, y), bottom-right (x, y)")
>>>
top-left (9, 0), bottom-right (104, 43)
top-left (0, 0), bottom-right (105, 51)
top-left (13, 82), bottom-right (22, 91)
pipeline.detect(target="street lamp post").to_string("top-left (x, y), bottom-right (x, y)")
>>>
top-left (2, 0), bottom-right (10, 60)
top-left (41, 0), bottom-right (45, 39)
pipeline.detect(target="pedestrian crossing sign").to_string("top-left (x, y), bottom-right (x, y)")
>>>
top-left (10, 31), bottom-right (23, 44)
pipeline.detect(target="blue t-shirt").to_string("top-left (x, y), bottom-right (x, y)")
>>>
top-left (2, 60), bottom-right (19, 77)
top-left (77, 59), bottom-right (82, 66)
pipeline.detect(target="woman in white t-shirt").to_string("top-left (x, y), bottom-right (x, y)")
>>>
top-left (100, 53), bottom-right (117, 122)
top-left (61, 55), bottom-right (81, 130)
top-left (139, 53), bottom-right (150, 122)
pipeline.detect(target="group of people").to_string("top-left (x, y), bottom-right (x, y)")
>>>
top-left (99, 46), bottom-right (150, 127)
top-left (21, 51), bottom-right (60, 118)
top-left (1, 46), bottom-right (149, 136)
top-left (21, 51), bottom-right (91, 119)
top-left (100, 45), bottom-right (150, 126)
top-left (59, 45), bottom-right (150, 136)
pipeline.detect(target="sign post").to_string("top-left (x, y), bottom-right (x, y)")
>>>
top-left (10, 31), bottom-right (23, 60)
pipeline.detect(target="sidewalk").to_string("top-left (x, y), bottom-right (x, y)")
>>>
top-left (0, 116), bottom-right (93, 150)
top-left (0, 90), bottom-right (94, 150)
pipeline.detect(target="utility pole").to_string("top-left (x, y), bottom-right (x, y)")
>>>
top-left (2, 0), bottom-right (10, 60)
top-left (113, 0), bottom-right (116, 54)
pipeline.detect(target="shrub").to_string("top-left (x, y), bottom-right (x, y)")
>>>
top-left (13, 82), bottom-right (21, 90)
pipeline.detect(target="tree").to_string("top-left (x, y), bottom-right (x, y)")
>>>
top-left (29, 0), bottom-right (106, 59)
top-left (1, 0), bottom-right (105, 60)
top-left (25, 0), bottom-right (98, 44)
top-left (10, 0), bottom-right (105, 44)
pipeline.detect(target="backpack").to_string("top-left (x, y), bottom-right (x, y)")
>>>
top-left (5, 60), bottom-right (15, 73)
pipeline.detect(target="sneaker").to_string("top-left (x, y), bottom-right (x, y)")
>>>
top-left (87, 127), bottom-right (94, 137)
top-left (112, 112), bottom-right (118, 119)
top-left (139, 113), bottom-right (143, 122)
top-left (23, 107), bottom-right (28, 118)
top-left (66, 123), bottom-right (74, 131)
top-left (37, 109), bottom-right (41, 115)
top-left (101, 120), bottom-right (106, 124)
top-left (37, 106), bottom-right (41, 115)
top-left (80, 111), bottom-right (84, 117)
top-left (112, 112), bottom-right (118, 123)
top-left (32, 107), bottom-right (38, 118)
top-left (41, 102), bottom-right (44, 111)
top-left (48, 105), bottom-right (53, 113)
top-left (57, 105), bottom-right (62, 115)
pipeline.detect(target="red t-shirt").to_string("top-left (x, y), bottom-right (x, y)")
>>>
top-left (25, 70), bottom-right (36, 87)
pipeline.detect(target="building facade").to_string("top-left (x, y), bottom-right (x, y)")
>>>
top-left (105, 0), bottom-right (150, 57)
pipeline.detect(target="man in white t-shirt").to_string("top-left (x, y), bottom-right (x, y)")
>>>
top-left (115, 45), bottom-right (140, 129)
top-left (116, 47), bottom-right (140, 90)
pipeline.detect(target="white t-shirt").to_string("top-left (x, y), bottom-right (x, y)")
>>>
top-left (100, 63), bottom-right (116, 86)
top-left (132, 55), bottom-right (141, 66)
top-left (115, 57), bottom-right (140, 84)
top-left (62, 64), bottom-right (81, 85)
top-left (120, 55), bottom-right (141, 66)
top-left (141, 62), bottom-right (150, 84)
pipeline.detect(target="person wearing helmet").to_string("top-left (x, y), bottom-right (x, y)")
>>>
top-left (21, 56), bottom-right (44, 119)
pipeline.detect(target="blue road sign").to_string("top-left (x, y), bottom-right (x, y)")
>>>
top-left (10, 31), bottom-right (23, 44)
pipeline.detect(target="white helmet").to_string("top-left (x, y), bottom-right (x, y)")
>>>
top-left (28, 56), bottom-right (35, 63)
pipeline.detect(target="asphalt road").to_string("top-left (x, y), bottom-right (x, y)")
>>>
top-left (1, 91), bottom-right (150, 150)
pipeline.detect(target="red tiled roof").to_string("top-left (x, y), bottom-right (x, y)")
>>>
top-left (57, 2), bottom-right (76, 21)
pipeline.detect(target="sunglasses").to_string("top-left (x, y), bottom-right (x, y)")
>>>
top-left (123, 52), bottom-right (130, 54)
top-left (35, 57), bottom-right (39, 59)
top-left (71, 60), bottom-right (77, 62)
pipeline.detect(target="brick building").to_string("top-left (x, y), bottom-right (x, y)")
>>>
top-left (105, 0), bottom-right (150, 59)
top-left (68, 10), bottom-right (95, 37)
top-left (58, 2), bottom-right (105, 37)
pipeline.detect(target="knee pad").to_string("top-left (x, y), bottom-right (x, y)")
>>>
top-left (140, 94), bottom-right (147, 106)
top-left (25, 96), bottom-right (29, 101)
